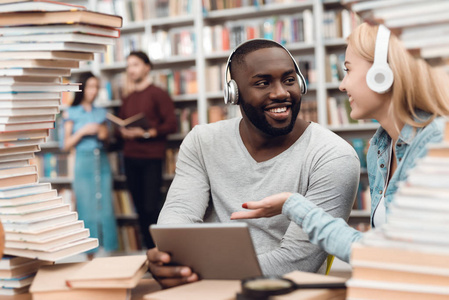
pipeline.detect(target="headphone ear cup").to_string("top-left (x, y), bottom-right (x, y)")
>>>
top-left (366, 64), bottom-right (394, 94)
top-left (226, 79), bottom-right (239, 105)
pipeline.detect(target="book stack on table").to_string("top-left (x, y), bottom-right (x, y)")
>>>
top-left (0, 0), bottom-right (122, 296)
top-left (347, 121), bottom-right (449, 300)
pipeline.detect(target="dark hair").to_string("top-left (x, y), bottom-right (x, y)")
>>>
top-left (229, 39), bottom-right (284, 78)
top-left (128, 51), bottom-right (153, 69)
top-left (71, 71), bottom-right (97, 107)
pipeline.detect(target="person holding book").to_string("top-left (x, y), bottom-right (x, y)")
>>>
top-left (62, 72), bottom-right (118, 259)
top-left (146, 39), bottom-right (360, 288)
top-left (119, 51), bottom-right (177, 249)
top-left (231, 23), bottom-right (449, 263)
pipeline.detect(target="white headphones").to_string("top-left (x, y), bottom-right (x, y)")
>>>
top-left (223, 39), bottom-right (307, 105)
top-left (366, 24), bottom-right (394, 94)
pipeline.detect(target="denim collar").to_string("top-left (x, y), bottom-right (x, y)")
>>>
top-left (371, 110), bottom-right (432, 149)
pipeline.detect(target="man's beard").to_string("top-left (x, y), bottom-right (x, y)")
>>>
top-left (240, 97), bottom-right (301, 137)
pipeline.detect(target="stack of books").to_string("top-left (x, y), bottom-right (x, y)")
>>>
top-left (0, 255), bottom-right (49, 297)
top-left (0, 0), bottom-right (122, 296)
top-left (347, 121), bottom-right (449, 300)
top-left (29, 255), bottom-right (148, 300)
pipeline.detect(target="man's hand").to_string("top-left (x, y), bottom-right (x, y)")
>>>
top-left (119, 127), bottom-right (145, 140)
top-left (146, 247), bottom-right (199, 289)
top-left (230, 192), bottom-right (293, 220)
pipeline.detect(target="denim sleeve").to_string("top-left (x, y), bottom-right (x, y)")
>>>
top-left (282, 193), bottom-right (364, 263)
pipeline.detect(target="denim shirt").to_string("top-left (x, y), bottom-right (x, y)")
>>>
top-left (282, 111), bottom-right (447, 263)
top-left (64, 105), bottom-right (107, 152)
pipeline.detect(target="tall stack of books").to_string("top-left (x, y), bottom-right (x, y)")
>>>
top-left (347, 121), bottom-right (449, 299)
top-left (0, 0), bottom-right (122, 296)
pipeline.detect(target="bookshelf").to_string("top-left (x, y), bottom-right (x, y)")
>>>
top-left (59, 0), bottom-right (384, 250)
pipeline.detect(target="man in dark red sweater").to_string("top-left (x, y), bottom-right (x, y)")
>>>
top-left (119, 51), bottom-right (177, 249)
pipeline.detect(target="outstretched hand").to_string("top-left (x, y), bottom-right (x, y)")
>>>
top-left (230, 192), bottom-right (293, 220)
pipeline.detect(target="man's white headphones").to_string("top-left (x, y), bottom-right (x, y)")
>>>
top-left (366, 24), bottom-right (394, 94)
top-left (223, 39), bottom-right (307, 105)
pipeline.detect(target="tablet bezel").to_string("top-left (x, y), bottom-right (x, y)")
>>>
top-left (150, 223), bottom-right (263, 280)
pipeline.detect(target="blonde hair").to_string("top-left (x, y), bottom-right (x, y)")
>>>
top-left (347, 22), bottom-right (449, 128)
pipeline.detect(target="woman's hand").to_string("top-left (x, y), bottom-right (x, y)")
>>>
top-left (80, 123), bottom-right (100, 136)
top-left (230, 192), bottom-right (293, 220)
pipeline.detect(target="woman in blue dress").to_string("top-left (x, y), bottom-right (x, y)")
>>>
top-left (63, 72), bottom-right (118, 259)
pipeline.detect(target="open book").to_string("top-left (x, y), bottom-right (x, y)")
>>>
top-left (106, 113), bottom-right (149, 129)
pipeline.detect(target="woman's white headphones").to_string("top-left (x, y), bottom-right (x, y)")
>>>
top-left (223, 39), bottom-right (307, 105)
top-left (366, 24), bottom-right (394, 94)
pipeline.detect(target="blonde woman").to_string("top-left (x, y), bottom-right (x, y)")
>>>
top-left (231, 22), bottom-right (449, 263)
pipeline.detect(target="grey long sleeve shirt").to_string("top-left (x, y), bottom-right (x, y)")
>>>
top-left (158, 118), bottom-right (360, 276)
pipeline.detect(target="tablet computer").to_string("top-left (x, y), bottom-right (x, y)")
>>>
top-left (149, 223), bottom-right (263, 280)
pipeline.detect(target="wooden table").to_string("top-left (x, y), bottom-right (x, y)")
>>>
top-left (136, 271), bottom-right (346, 300)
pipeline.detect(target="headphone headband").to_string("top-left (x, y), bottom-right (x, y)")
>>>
top-left (374, 25), bottom-right (390, 65)
top-left (224, 39), bottom-right (307, 105)
top-left (366, 24), bottom-right (394, 94)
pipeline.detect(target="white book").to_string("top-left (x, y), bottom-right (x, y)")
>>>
top-left (0, 160), bottom-right (30, 169)
top-left (0, 138), bottom-right (46, 150)
top-left (0, 76), bottom-right (61, 84)
top-left (383, 225), bottom-right (449, 246)
top-left (350, 0), bottom-right (424, 12)
top-left (4, 238), bottom-right (98, 262)
top-left (0, 83), bottom-right (79, 93)
top-left (0, 256), bottom-right (33, 269)
top-left (302, 9), bottom-right (314, 43)
top-left (0, 285), bottom-right (29, 296)
top-left (5, 228), bottom-right (90, 251)
top-left (0, 204), bottom-right (71, 222)
top-left (0, 145), bottom-right (40, 156)
top-left (0, 24), bottom-right (119, 38)
top-left (0, 274), bottom-right (35, 289)
top-left (0, 121), bottom-right (54, 132)
top-left (0, 129), bottom-right (49, 142)
top-left (0, 1), bottom-right (86, 13)
top-left (0, 196), bottom-right (63, 214)
top-left (0, 41), bottom-right (107, 53)
top-left (0, 33), bottom-right (116, 45)
top-left (5, 220), bottom-right (84, 242)
top-left (0, 114), bottom-right (55, 124)
top-left (347, 278), bottom-right (449, 296)
top-left (0, 99), bottom-right (61, 109)
top-left (0, 190), bottom-right (57, 207)
top-left (0, 50), bottom-right (94, 61)
top-left (367, 0), bottom-right (448, 21)
top-left (1, 211), bottom-right (78, 232)
top-left (0, 139), bottom-right (45, 151)
top-left (0, 183), bottom-right (51, 199)
top-left (0, 106), bottom-right (60, 117)
top-left (0, 92), bottom-right (60, 100)
top-left (0, 68), bottom-right (70, 77)
top-left (0, 59), bottom-right (78, 69)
